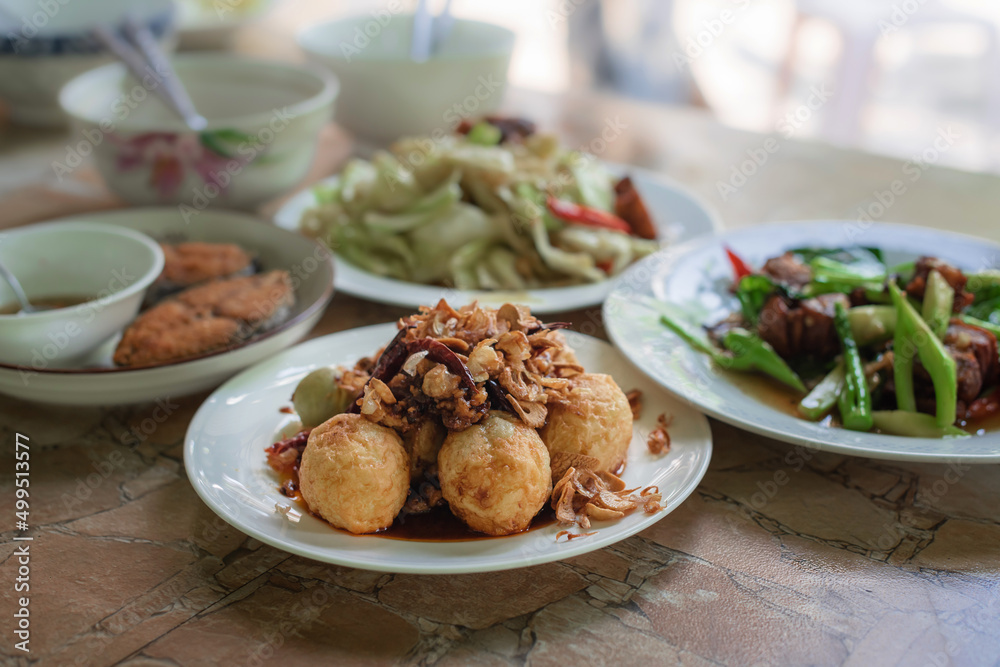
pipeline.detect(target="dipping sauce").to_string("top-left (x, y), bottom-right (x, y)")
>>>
top-left (0, 295), bottom-right (94, 315)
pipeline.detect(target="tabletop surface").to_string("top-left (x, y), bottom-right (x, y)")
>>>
top-left (1, 86), bottom-right (999, 667)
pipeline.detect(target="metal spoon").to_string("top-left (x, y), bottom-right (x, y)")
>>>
top-left (409, 0), bottom-right (433, 62)
top-left (430, 0), bottom-right (454, 55)
top-left (0, 259), bottom-right (35, 314)
top-left (91, 18), bottom-right (208, 131)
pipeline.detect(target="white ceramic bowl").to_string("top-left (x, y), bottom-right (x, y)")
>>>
top-left (0, 221), bottom-right (164, 367)
top-left (177, 0), bottom-right (276, 51)
top-left (298, 14), bottom-right (514, 142)
top-left (58, 55), bottom-right (338, 209)
top-left (0, 0), bottom-right (176, 126)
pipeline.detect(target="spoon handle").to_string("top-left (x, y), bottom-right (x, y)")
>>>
top-left (91, 23), bottom-right (208, 132)
top-left (0, 259), bottom-right (34, 314)
top-left (410, 0), bottom-right (433, 62)
top-left (121, 16), bottom-right (208, 132)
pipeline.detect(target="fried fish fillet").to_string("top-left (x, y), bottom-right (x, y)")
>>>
top-left (114, 270), bottom-right (294, 367)
top-left (159, 242), bottom-right (254, 287)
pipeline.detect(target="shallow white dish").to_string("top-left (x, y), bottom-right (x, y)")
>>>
top-left (604, 220), bottom-right (1000, 463)
top-left (0, 208), bottom-right (334, 406)
top-left (184, 324), bottom-right (712, 574)
top-left (274, 165), bottom-right (720, 314)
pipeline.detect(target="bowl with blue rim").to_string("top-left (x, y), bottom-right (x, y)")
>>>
top-left (0, 0), bottom-right (176, 126)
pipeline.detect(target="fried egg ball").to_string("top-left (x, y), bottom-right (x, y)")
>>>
top-left (299, 413), bottom-right (409, 534)
top-left (403, 418), bottom-right (446, 482)
top-left (540, 373), bottom-right (633, 473)
top-left (438, 411), bottom-right (551, 536)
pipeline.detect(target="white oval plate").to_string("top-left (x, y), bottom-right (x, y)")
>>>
top-left (184, 323), bottom-right (712, 574)
top-left (604, 220), bottom-right (1000, 463)
top-left (0, 209), bottom-right (334, 406)
top-left (274, 165), bottom-right (720, 314)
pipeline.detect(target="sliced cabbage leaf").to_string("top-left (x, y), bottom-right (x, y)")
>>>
top-left (530, 217), bottom-right (604, 283)
top-left (566, 153), bottom-right (614, 212)
top-left (408, 203), bottom-right (501, 283)
top-left (362, 178), bottom-right (462, 234)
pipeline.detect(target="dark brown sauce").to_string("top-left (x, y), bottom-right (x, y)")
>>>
top-left (381, 505), bottom-right (557, 542)
top-left (0, 294), bottom-right (94, 315)
top-left (279, 472), bottom-right (557, 541)
top-left (963, 410), bottom-right (1000, 436)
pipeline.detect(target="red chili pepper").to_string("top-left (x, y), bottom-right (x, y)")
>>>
top-left (966, 391), bottom-right (1000, 421)
top-left (546, 196), bottom-right (632, 234)
top-left (723, 245), bottom-right (754, 280)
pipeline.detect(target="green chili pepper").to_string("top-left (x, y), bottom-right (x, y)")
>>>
top-left (889, 282), bottom-right (957, 427)
top-left (798, 360), bottom-right (845, 420)
top-left (834, 302), bottom-right (873, 431)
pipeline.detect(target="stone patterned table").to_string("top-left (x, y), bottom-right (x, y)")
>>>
top-left (1, 89), bottom-right (999, 666)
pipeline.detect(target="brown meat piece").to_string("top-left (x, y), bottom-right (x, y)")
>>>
top-left (945, 320), bottom-right (999, 386)
top-left (114, 270), bottom-right (294, 367)
top-left (159, 242), bottom-right (252, 287)
top-left (912, 321), bottom-right (998, 410)
top-left (757, 293), bottom-right (849, 360)
top-left (613, 176), bottom-right (656, 240)
top-left (914, 350), bottom-right (982, 407)
top-left (762, 252), bottom-right (812, 289)
top-left (905, 256), bottom-right (974, 312)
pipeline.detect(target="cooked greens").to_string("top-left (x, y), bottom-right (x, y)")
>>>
top-left (660, 246), bottom-right (995, 438)
top-left (300, 120), bottom-right (660, 290)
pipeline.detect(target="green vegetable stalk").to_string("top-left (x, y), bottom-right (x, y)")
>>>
top-left (797, 361), bottom-right (845, 420)
top-left (921, 269), bottom-right (954, 340)
top-left (833, 303), bottom-right (873, 431)
top-left (889, 282), bottom-right (957, 427)
top-left (848, 305), bottom-right (896, 346)
top-left (871, 411), bottom-right (969, 438)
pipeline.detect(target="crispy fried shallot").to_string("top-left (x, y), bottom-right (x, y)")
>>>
top-left (265, 429), bottom-right (312, 476)
top-left (626, 389), bottom-right (643, 420)
top-left (647, 413), bottom-right (673, 455)
top-left (551, 466), bottom-right (664, 532)
top-left (549, 451), bottom-right (601, 483)
top-left (353, 301), bottom-right (577, 432)
top-left (555, 530), bottom-right (598, 542)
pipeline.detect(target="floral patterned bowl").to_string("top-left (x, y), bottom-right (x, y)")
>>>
top-left (58, 54), bottom-right (338, 210)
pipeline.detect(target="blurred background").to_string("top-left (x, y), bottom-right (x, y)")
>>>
top-left (220, 0), bottom-right (1000, 174)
